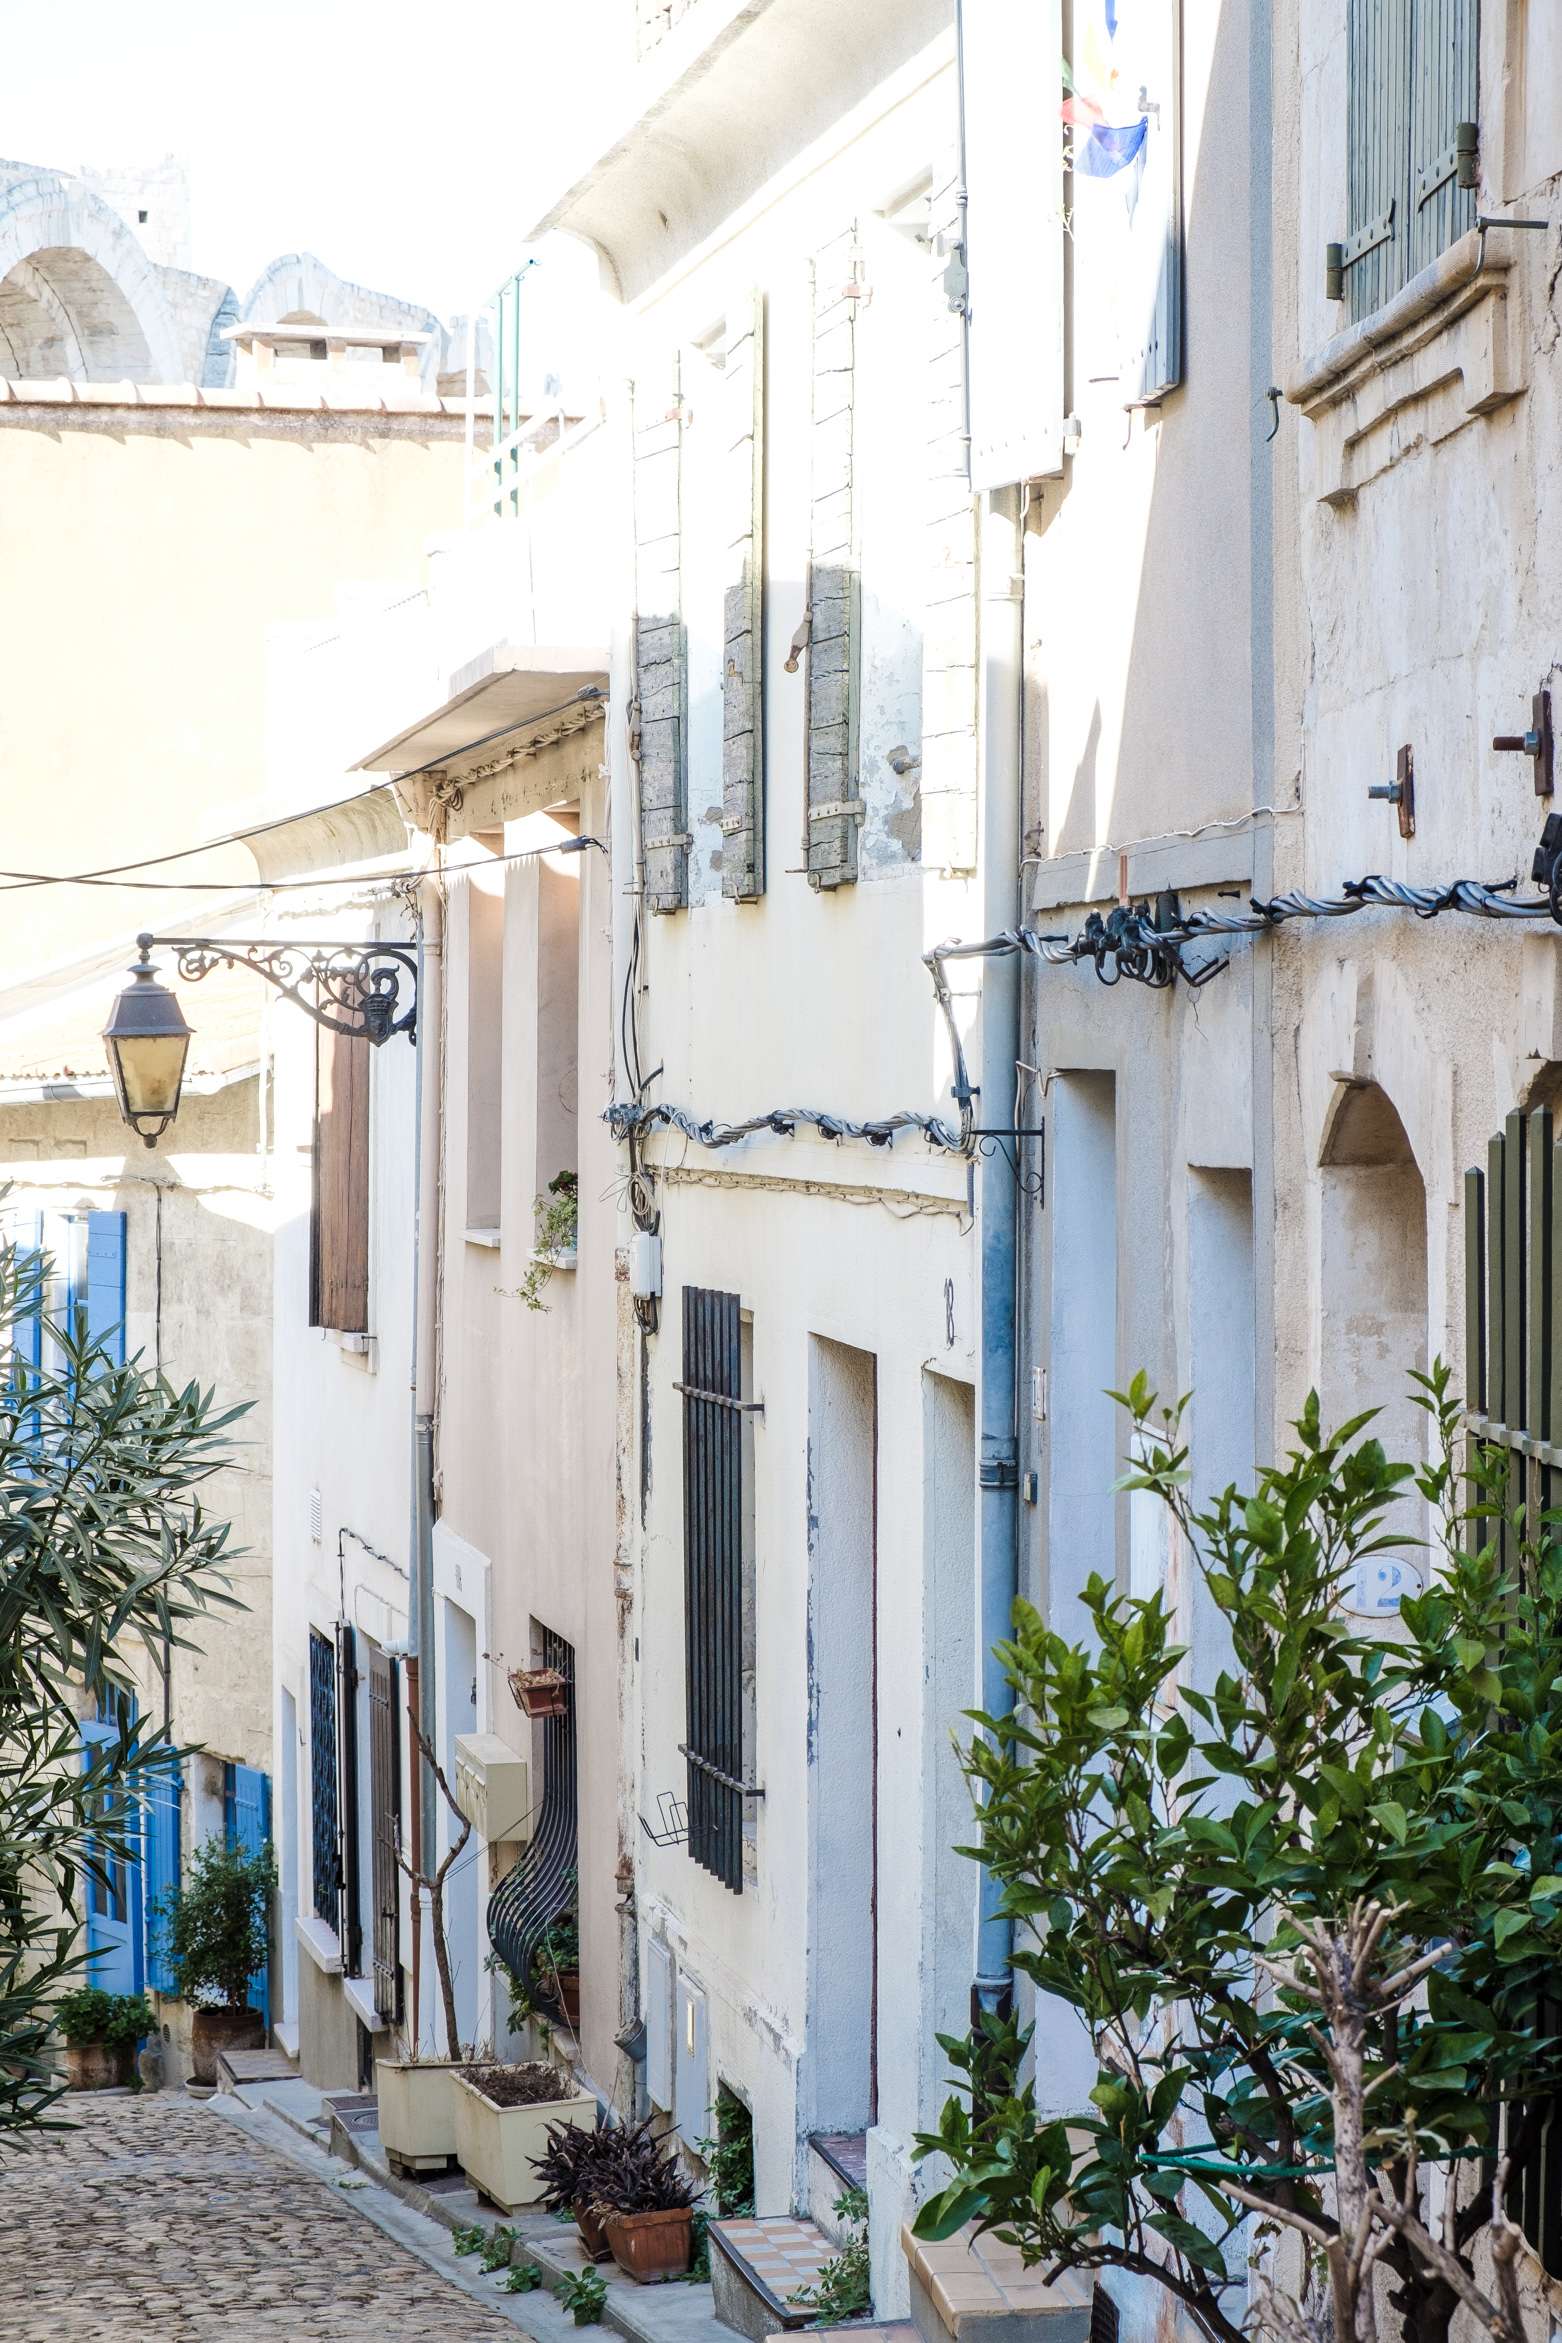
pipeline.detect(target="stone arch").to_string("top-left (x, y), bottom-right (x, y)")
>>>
top-left (1318, 1078), bottom-right (1430, 1612)
top-left (0, 175), bottom-right (182, 380)
top-left (241, 251), bottom-right (436, 338)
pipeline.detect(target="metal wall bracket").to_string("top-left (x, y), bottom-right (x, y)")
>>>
top-left (1367, 744), bottom-right (1416, 840)
top-left (1494, 688), bottom-right (1554, 798)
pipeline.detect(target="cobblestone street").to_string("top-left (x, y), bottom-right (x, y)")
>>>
top-left (0, 2091), bottom-right (524, 2342)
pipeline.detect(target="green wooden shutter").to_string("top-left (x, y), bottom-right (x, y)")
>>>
top-left (634, 360), bottom-right (689, 915)
top-left (804, 229), bottom-right (863, 892)
top-left (721, 295), bottom-right (765, 901)
top-left (1408, 0), bottom-right (1478, 282)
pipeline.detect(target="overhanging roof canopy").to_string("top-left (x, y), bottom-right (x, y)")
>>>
top-left (351, 643), bottom-right (609, 781)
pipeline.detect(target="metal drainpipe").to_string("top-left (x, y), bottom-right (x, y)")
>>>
top-left (409, 880), bottom-right (444, 1912)
top-left (954, 0), bottom-right (1025, 2024)
top-left (973, 484), bottom-right (1024, 2022)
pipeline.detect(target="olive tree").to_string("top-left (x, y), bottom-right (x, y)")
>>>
top-left (0, 1224), bottom-right (243, 2137)
top-left (915, 1367), bottom-right (1562, 2343)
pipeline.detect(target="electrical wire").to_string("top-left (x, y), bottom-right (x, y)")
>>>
top-left (602, 861), bottom-right (1562, 1180)
top-left (0, 835), bottom-right (609, 896)
top-left (0, 691), bottom-right (607, 895)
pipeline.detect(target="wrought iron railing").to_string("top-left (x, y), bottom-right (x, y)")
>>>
top-left (487, 1628), bottom-right (577, 2015)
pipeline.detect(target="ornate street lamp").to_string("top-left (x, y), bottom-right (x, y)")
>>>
top-left (103, 930), bottom-right (419, 1149)
top-left (102, 938), bottom-right (194, 1148)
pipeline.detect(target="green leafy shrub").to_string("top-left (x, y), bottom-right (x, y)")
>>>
top-left (915, 1366), bottom-right (1562, 2343)
top-left (54, 1988), bottom-right (155, 2048)
top-left (505, 2263), bottom-right (544, 2293)
top-left (558, 2267), bottom-right (608, 2324)
top-left (153, 1836), bottom-right (275, 2009)
top-left (696, 2086), bottom-right (754, 2216)
top-left (480, 2225), bottom-right (517, 2272)
top-left (506, 1172), bottom-right (579, 1311)
top-left (451, 2223), bottom-right (486, 2257)
top-left (790, 2188), bottom-right (870, 2324)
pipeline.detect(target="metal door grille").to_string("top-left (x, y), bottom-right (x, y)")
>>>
top-left (338, 1623), bottom-right (362, 1975)
top-left (308, 1628), bottom-right (341, 1929)
top-left (368, 1645), bottom-right (401, 2024)
top-left (487, 1627), bottom-right (578, 2011)
top-left (1464, 1104), bottom-right (1562, 2273)
top-left (681, 1285), bottom-right (745, 1892)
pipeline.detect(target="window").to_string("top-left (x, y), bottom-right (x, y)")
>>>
top-left (310, 1026), bottom-right (370, 1334)
top-left (308, 1627), bottom-right (341, 1929)
top-left (1335, 0), bottom-right (1478, 323)
top-left (679, 1286), bottom-right (756, 1892)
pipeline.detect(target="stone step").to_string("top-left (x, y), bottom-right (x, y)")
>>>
top-left (902, 2223), bottom-right (1093, 2343)
top-left (807, 2133), bottom-right (868, 2245)
top-left (215, 2044), bottom-right (298, 2092)
top-left (710, 2215), bottom-right (841, 2340)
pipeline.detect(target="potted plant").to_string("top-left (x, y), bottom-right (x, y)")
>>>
top-left (593, 2123), bottom-right (699, 2283)
top-left (54, 1988), bottom-right (155, 2091)
top-left (376, 1723), bottom-right (472, 2173)
top-left (153, 1835), bottom-right (273, 2082)
top-left (510, 1665), bottom-right (568, 1718)
top-left (532, 2113), bottom-right (657, 2262)
top-left (453, 2059), bottom-right (596, 2213)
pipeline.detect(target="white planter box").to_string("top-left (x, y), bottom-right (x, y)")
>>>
top-left (375, 2058), bottom-right (463, 2168)
top-left (452, 2070), bottom-right (596, 2212)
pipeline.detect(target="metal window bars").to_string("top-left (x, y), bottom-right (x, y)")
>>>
top-left (487, 1626), bottom-right (578, 2017)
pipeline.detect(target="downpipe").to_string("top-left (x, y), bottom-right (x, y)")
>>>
top-left (973, 483), bottom-right (1024, 2023)
top-left (409, 882), bottom-right (444, 1901)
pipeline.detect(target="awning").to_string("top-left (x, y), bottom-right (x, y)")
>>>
top-left (350, 642), bottom-right (609, 781)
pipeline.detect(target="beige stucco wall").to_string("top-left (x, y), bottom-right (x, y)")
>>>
top-left (1269, 0), bottom-right (1562, 1460)
top-left (0, 406), bottom-right (469, 991)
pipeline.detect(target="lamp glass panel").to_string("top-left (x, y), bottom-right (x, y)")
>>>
top-left (112, 1031), bottom-right (190, 1116)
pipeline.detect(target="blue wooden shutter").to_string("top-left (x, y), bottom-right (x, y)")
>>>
top-left (84, 1211), bottom-right (127, 1365)
top-left (223, 1760), bottom-right (273, 2029)
top-left (144, 1762), bottom-right (182, 1994)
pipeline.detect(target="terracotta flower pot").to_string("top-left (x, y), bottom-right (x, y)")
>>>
top-left (189, 2004), bottom-right (264, 2084)
top-left (575, 2199), bottom-right (615, 2263)
top-left (65, 2039), bottom-right (131, 2092)
top-left (604, 2206), bottom-right (694, 2284)
top-left (552, 1969), bottom-right (581, 2029)
top-left (510, 1666), bottom-right (569, 1718)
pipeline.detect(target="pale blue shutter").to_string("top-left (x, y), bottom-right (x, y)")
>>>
top-left (223, 1760), bottom-right (273, 2029)
top-left (144, 1762), bottom-right (182, 1994)
top-left (84, 1211), bottom-right (127, 1364)
top-left (1120, 2), bottom-right (1183, 405)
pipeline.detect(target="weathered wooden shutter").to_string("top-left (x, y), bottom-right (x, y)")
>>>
top-left (1463, 1104), bottom-right (1562, 2276)
top-left (337, 1621), bottom-right (362, 1975)
top-left (1342, 0), bottom-right (1476, 321)
top-left (1407, 0), bottom-right (1478, 283)
top-left (311, 1026), bottom-right (370, 1334)
top-left (634, 360), bottom-right (689, 914)
top-left (1343, 0), bottom-right (1411, 321)
top-left (722, 296), bottom-right (766, 900)
top-left (679, 1285), bottom-right (745, 1892)
top-left (804, 231), bottom-right (863, 891)
top-left (308, 1625), bottom-right (341, 1929)
top-left (367, 1644), bottom-right (401, 2024)
top-left (222, 1759), bottom-right (273, 2026)
top-left (922, 162), bottom-right (980, 875)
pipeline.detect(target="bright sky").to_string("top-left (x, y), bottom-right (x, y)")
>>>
top-left (5, 1), bottom-right (597, 319)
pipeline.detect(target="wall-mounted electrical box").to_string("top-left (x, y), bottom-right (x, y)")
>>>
top-left (630, 1230), bottom-right (663, 1300)
top-left (453, 1733), bottom-right (530, 1844)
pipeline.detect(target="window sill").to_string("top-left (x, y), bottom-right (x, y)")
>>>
top-left (336, 1330), bottom-right (376, 1371)
top-left (1284, 227), bottom-right (1520, 506)
top-left (465, 1227), bottom-right (503, 1250)
top-left (295, 1914), bottom-right (344, 1976)
top-left (343, 1970), bottom-right (391, 2032)
top-left (532, 1247), bottom-right (577, 1273)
